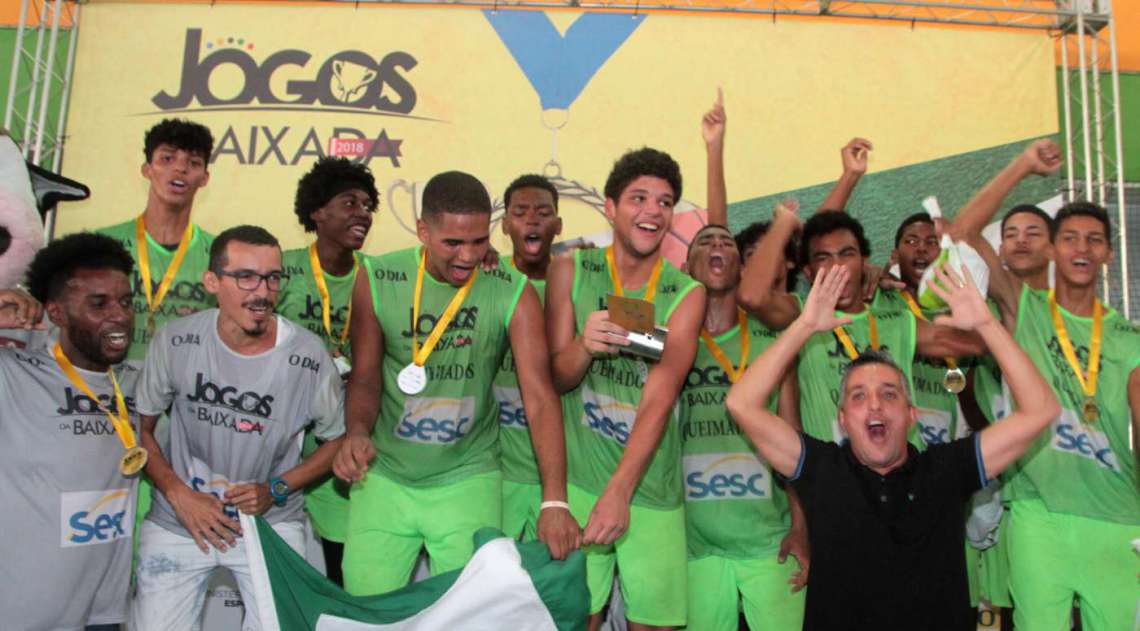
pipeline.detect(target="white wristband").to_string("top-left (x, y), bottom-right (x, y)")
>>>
top-left (540, 500), bottom-right (571, 512)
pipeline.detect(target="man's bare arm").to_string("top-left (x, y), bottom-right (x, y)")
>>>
top-left (702, 88), bottom-right (727, 227)
top-left (333, 271), bottom-right (383, 482)
top-left (737, 202), bottom-right (801, 330)
top-left (545, 255), bottom-right (630, 393)
top-left (509, 284), bottom-right (581, 559)
top-left (946, 140), bottom-right (1061, 242)
top-left (818, 138), bottom-right (871, 212)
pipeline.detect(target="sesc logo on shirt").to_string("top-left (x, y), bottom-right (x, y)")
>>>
top-left (684, 452), bottom-right (771, 501)
top-left (581, 387), bottom-right (637, 446)
top-left (395, 396), bottom-right (476, 445)
top-left (60, 489), bottom-right (133, 548)
top-left (495, 386), bottom-right (527, 431)
top-left (1050, 409), bottom-right (1119, 473)
top-left (917, 408), bottom-right (953, 445)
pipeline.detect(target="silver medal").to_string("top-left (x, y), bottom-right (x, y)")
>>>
top-left (397, 362), bottom-right (427, 395)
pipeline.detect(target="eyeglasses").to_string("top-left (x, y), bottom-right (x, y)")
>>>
top-left (217, 270), bottom-right (283, 291)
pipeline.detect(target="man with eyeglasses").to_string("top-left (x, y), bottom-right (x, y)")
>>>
top-left (276, 158), bottom-right (378, 586)
top-left (132, 225), bottom-right (345, 631)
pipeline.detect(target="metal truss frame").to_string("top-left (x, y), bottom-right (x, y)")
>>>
top-left (3, 0), bottom-right (82, 238)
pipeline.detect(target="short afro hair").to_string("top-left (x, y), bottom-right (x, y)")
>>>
top-left (894, 212), bottom-right (935, 248)
top-left (209, 225), bottom-right (280, 274)
top-left (503, 174), bottom-right (558, 211)
top-left (1000, 204), bottom-right (1053, 239)
top-left (1053, 201), bottom-right (1112, 245)
top-left (734, 220), bottom-right (799, 292)
top-left (144, 118), bottom-right (214, 164)
top-left (293, 158), bottom-right (379, 232)
top-left (603, 147), bottom-right (682, 204)
top-left (421, 171), bottom-right (492, 219)
top-left (799, 211), bottom-right (871, 268)
top-left (25, 233), bottom-right (134, 302)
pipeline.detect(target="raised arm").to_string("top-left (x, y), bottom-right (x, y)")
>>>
top-left (509, 283), bottom-right (581, 559)
top-left (945, 140), bottom-right (1061, 242)
top-left (545, 255), bottom-right (630, 393)
top-left (737, 201), bottom-right (802, 330)
top-left (582, 285), bottom-right (706, 546)
top-left (925, 265), bottom-right (1059, 479)
top-left (818, 138), bottom-right (871, 212)
top-left (333, 270), bottom-right (383, 483)
top-left (728, 265), bottom-right (853, 477)
top-left (701, 88), bottom-right (727, 227)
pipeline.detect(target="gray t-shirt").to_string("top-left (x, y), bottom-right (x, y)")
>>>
top-left (137, 310), bottom-right (344, 537)
top-left (0, 346), bottom-right (140, 630)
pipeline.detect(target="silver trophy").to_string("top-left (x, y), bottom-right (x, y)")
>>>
top-left (623, 325), bottom-right (668, 362)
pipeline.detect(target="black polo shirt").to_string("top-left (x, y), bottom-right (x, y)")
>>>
top-left (788, 433), bottom-right (988, 630)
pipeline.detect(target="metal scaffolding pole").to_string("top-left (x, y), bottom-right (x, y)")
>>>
top-left (3, 0), bottom-right (30, 131)
top-left (32, 0), bottom-right (63, 166)
top-left (1105, 0), bottom-right (1129, 318)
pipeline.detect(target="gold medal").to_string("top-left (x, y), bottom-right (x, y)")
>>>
top-left (119, 446), bottom-right (148, 476)
top-left (136, 216), bottom-right (193, 339)
top-left (308, 242), bottom-right (358, 356)
top-left (943, 367), bottom-right (967, 394)
top-left (145, 313), bottom-right (156, 339)
top-left (1081, 396), bottom-right (1100, 424)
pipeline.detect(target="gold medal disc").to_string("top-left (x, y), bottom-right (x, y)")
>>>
top-left (943, 368), bottom-right (967, 394)
top-left (1081, 397), bottom-right (1100, 424)
top-left (145, 314), bottom-right (157, 338)
top-left (120, 446), bottom-right (148, 476)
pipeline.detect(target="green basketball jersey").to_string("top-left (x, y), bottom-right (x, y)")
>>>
top-left (364, 246), bottom-right (527, 487)
top-left (1004, 286), bottom-right (1140, 525)
top-left (277, 245), bottom-right (358, 542)
top-left (563, 247), bottom-right (700, 509)
top-left (797, 296), bottom-right (921, 447)
top-left (494, 257), bottom-right (546, 485)
top-left (681, 314), bottom-right (790, 559)
top-left (873, 288), bottom-right (973, 446)
top-left (94, 219), bottom-right (215, 361)
top-left (278, 246), bottom-right (359, 359)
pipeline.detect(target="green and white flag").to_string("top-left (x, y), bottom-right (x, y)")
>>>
top-left (240, 514), bottom-right (589, 630)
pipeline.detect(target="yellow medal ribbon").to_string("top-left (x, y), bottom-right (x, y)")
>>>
top-left (833, 308), bottom-right (879, 360)
top-left (53, 343), bottom-right (146, 475)
top-left (411, 249), bottom-right (478, 367)
top-left (136, 216), bottom-right (193, 331)
top-left (699, 308), bottom-right (751, 383)
top-left (605, 246), bottom-right (663, 301)
top-left (899, 290), bottom-right (959, 371)
top-left (1049, 289), bottom-right (1102, 421)
top-left (308, 242), bottom-right (358, 354)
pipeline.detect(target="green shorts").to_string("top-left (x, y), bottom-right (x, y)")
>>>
top-left (343, 470), bottom-right (502, 596)
top-left (502, 480), bottom-right (542, 541)
top-left (1008, 499), bottom-right (1140, 631)
top-left (685, 554), bottom-right (804, 631)
top-left (567, 484), bottom-right (686, 627)
top-left (977, 508), bottom-right (1012, 608)
top-left (305, 476), bottom-right (351, 543)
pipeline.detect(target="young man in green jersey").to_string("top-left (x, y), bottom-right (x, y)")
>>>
top-left (681, 222), bottom-right (808, 630)
top-left (725, 260), bottom-right (1060, 630)
top-left (495, 173), bottom-right (562, 541)
top-left (333, 171), bottom-right (580, 596)
top-left (546, 148), bottom-right (706, 630)
top-left (277, 157), bottom-right (379, 587)
top-left (971, 200), bottom-right (1140, 630)
top-left (95, 119), bottom-right (217, 361)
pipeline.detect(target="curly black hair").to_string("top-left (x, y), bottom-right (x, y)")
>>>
top-left (603, 147), bottom-right (682, 204)
top-left (798, 211), bottom-right (871, 268)
top-left (144, 118), bottom-right (214, 163)
top-left (421, 171), bottom-right (491, 218)
top-left (293, 158), bottom-right (380, 232)
top-left (26, 233), bottom-right (134, 302)
top-left (503, 174), bottom-right (558, 210)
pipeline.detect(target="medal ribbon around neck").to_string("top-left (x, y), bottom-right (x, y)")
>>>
top-left (605, 246), bottom-right (663, 302)
top-left (833, 308), bottom-right (879, 360)
top-left (1048, 289), bottom-right (1102, 405)
top-left (53, 343), bottom-right (136, 451)
top-left (410, 249), bottom-right (478, 367)
top-left (308, 242), bottom-right (358, 353)
top-left (135, 216), bottom-right (193, 323)
top-left (700, 308), bottom-right (751, 383)
top-left (899, 290), bottom-right (959, 370)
